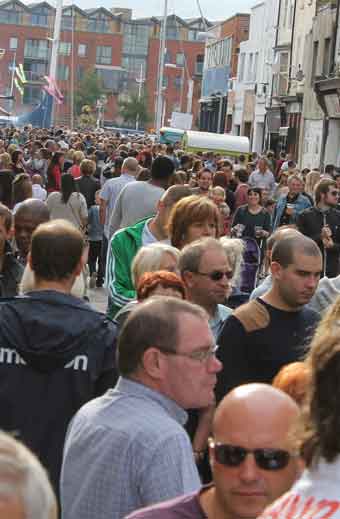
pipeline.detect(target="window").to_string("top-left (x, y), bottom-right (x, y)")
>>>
top-left (174, 75), bottom-right (182, 90)
top-left (24, 39), bottom-right (49, 60)
top-left (61, 16), bottom-right (73, 30)
top-left (0, 9), bottom-right (21, 24)
top-left (247, 53), bottom-right (253, 81)
top-left (23, 60), bottom-right (48, 81)
top-left (59, 42), bottom-right (71, 56)
top-left (164, 49), bottom-right (172, 64)
top-left (238, 53), bottom-right (245, 81)
top-left (288, 0), bottom-right (294, 27)
top-left (206, 37), bottom-right (232, 68)
top-left (283, 0), bottom-right (288, 27)
top-left (88, 18), bottom-right (109, 33)
top-left (162, 76), bottom-right (168, 88)
top-left (311, 41), bottom-right (319, 84)
top-left (188, 30), bottom-right (198, 41)
top-left (96, 46), bottom-right (112, 65)
top-left (78, 44), bottom-right (87, 57)
top-left (31, 13), bottom-right (48, 26)
top-left (9, 37), bottom-right (18, 50)
top-left (77, 65), bottom-right (84, 81)
top-left (122, 56), bottom-right (147, 78)
top-left (57, 64), bottom-right (69, 81)
top-left (176, 52), bottom-right (185, 66)
top-left (23, 85), bottom-right (41, 105)
top-left (96, 68), bottom-right (124, 92)
top-left (166, 25), bottom-right (179, 40)
top-left (123, 23), bottom-right (149, 55)
top-left (195, 54), bottom-right (204, 75)
top-left (323, 38), bottom-right (331, 76)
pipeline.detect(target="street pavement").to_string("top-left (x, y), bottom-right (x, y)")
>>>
top-left (87, 286), bottom-right (108, 314)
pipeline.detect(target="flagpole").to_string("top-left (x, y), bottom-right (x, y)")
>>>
top-left (49, 0), bottom-right (63, 127)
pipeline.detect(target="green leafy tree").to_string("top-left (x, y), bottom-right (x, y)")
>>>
top-left (75, 70), bottom-right (105, 116)
top-left (118, 94), bottom-right (151, 127)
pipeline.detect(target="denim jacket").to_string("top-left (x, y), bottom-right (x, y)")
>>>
top-left (273, 194), bottom-right (312, 230)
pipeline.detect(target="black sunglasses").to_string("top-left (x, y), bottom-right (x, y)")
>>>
top-left (212, 443), bottom-right (292, 471)
top-left (196, 270), bottom-right (233, 281)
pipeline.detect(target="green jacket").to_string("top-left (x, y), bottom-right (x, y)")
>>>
top-left (106, 218), bottom-right (149, 319)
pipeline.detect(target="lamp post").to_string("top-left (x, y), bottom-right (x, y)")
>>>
top-left (155, 0), bottom-right (168, 138)
top-left (135, 62), bottom-right (146, 130)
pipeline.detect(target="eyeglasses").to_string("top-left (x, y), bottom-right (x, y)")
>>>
top-left (211, 442), bottom-right (293, 471)
top-left (195, 270), bottom-right (233, 281)
top-left (162, 343), bottom-right (219, 363)
top-left (330, 190), bottom-right (339, 196)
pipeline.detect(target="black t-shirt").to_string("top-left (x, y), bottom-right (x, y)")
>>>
top-left (76, 175), bottom-right (100, 208)
top-left (232, 205), bottom-right (271, 239)
top-left (215, 298), bottom-right (319, 402)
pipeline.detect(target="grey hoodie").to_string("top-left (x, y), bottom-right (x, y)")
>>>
top-left (309, 275), bottom-right (340, 314)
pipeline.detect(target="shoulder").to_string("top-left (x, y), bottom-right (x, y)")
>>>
top-left (232, 299), bottom-right (271, 333)
top-left (125, 491), bottom-right (202, 519)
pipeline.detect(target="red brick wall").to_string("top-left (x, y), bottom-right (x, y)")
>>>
top-left (220, 14), bottom-right (250, 77)
top-left (146, 37), bottom-right (205, 130)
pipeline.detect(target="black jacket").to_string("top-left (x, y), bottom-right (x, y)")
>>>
top-left (0, 242), bottom-right (23, 297)
top-left (297, 207), bottom-right (340, 277)
top-left (0, 290), bottom-right (118, 494)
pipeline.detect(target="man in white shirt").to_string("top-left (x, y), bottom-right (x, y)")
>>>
top-left (31, 174), bottom-right (47, 202)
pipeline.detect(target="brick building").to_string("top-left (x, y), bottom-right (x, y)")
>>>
top-left (0, 1), bottom-right (212, 128)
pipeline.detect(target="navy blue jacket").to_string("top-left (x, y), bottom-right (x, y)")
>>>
top-left (0, 290), bottom-right (118, 494)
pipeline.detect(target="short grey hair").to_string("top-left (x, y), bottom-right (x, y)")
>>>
top-left (178, 237), bottom-right (226, 275)
top-left (0, 431), bottom-right (57, 519)
top-left (131, 243), bottom-right (180, 287)
top-left (219, 237), bottom-right (245, 287)
top-left (122, 157), bottom-right (139, 175)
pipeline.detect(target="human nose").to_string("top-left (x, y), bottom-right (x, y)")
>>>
top-left (207, 355), bottom-right (222, 373)
top-left (238, 454), bottom-right (260, 483)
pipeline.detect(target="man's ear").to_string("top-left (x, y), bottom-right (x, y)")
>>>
top-left (270, 261), bottom-right (282, 279)
top-left (142, 347), bottom-right (164, 380)
top-left (182, 270), bottom-right (195, 289)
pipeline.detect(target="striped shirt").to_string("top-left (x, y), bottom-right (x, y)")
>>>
top-left (60, 377), bottom-right (201, 519)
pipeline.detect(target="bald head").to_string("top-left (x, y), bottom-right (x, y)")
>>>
top-left (272, 234), bottom-right (322, 268)
top-left (122, 157), bottom-right (139, 176)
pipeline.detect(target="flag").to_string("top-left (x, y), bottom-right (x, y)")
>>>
top-left (14, 63), bottom-right (27, 97)
top-left (43, 75), bottom-right (64, 105)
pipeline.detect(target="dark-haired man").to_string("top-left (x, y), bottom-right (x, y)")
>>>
top-left (216, 234), bottom-right (322, 402)
top-left (14, 198), bottom-right (50, 265)
top-left (108, 156), bottom-right (175, 238)
top-left (297, 178), bottom-right (340, 277)
top-left (0, 220), bottom-right (117, 495)
top-left (61, 297), bottom-right (221, 519)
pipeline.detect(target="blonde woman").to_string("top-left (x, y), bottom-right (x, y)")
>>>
top-left (304, 169), bottom-right (321, 200)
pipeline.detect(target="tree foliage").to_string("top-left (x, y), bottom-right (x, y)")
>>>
top-left (75, 70), bottom-right (105, 115)
top-left (118, 94), bottom-right (151, 127)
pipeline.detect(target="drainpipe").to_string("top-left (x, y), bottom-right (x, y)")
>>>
top-left (288, 0), bottom-right (298, 92)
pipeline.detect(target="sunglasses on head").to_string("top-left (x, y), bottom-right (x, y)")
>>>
top-left (196, 270), bottom-right (233, 281)
top-left (211, 442), bottom-right (293, 471)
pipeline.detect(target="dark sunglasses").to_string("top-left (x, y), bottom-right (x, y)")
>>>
top-left (212, 443), bottom-right (293, 471)
top-left (196, 270), bottom-right (233, 281)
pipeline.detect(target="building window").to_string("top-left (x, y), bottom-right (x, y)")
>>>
top-left (311, 41), bottom-right (319, 84)
top-left (59, 42), bottom-right (71, 56)
top-left (164, 49), bottom-right (172, 64)
top-left (122, 56), bottom-right (147, 78)
top-left (195, 54), bottom-right (204, 75)
top-left (9, 37), bottom-right (18, 50)
top-left (96, 68), bottom-right (124, 92)
top-left (176, 52), bottom-right (185, 66)
top-left (23, 85), bottom-right (41, 105)
top-left (23, 60), bottom-right (48, 81)
top-left (123, 23), bottom-right (149, 55)
top-left (207, 36), bottom-right (232, 68)
top-left (247, 53), bottom-right (253, 81)
top-left (61, 16), bottom-right (73, 30)
top-left (0, 9), bottom-right (21, 24)
top-left (323, 38), bottom-right (331, 76)
top-left (174, 75), bottom-right (182, 90)
top-left (238, 53), bottom-right (245, 81)
top-left (78, 44), bottom-right (87, 57)
top-left (31, 13), bottom-right (48, 26)
top-left (88, 18), bottom-right (109, 33)
top-left (77, 65), bottom-right (84, 81)
top-left (188, 30), bottom-right (198, 41)
top-left (57, 64), bottom-right (69, 81)
top-left (24, 39), bottom-right (49, 60)
top-left (283, 0), bottom-right (288, 27)
top-left (162, 76), bottom-right (168, 88)
top-left (96, 46), bottom-right (112, 65)
top-left (166, 25), bottom-right (179, 40)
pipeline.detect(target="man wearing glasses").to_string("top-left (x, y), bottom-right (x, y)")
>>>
top-left (61, 297), bottom-right (222, 519)
top-left (125, 383), bottom-right (301, 519)
top-left (297, 178), bottom-right (340, 278)
top-left (179, 237), bottom-right (233, 339)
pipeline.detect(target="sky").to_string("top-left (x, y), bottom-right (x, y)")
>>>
top-left (58, 0), bottom-right (256, 21)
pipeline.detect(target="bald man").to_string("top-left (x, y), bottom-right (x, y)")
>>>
top-left (125, 384), bottom-right (302, 519)
top-left (14, 198), bottom-right (50, 264)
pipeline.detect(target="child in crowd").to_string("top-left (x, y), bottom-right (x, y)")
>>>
top-left (88, 190), bottom-right (104, 288)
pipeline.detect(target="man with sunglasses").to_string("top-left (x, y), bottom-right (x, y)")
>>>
top-left (125, 383), bottom-right (301, 519)
top-left (179, 237), bottom-right (233, 339)
top-left (297, 178), bottom-right (340, 278)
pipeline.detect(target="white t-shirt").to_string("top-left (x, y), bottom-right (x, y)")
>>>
top-left (261, 456), bottom-right (340, 519)
top-left (32, 184), bottom-right (47, 202)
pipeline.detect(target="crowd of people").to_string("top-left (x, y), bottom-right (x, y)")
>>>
top-left (0, 124), bottom-right (339, 518)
